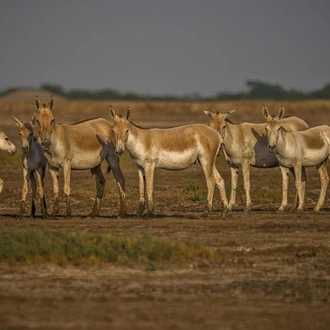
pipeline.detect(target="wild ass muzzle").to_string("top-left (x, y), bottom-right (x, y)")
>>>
top-left (13, 116), bottom-right (48, 218)
top-left (204, 107), bottom-right (309, 211)
top-left (110, 106), bottom-right (228, 218)
top-left (0, 129), bottom-right (17, 193)
top-left (33, 95), bottom-right (126, 218)
top-left (263, 106), bottom-right (330, 211)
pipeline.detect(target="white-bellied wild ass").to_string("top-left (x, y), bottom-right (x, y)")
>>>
top-left (13, 116), bottom-right (48, 218)
top-left (109, 107), bottom-right (228, 218)
top-left (204, 108), bottom-right (309, 211)
top-left (263, 106), bottom-right (330, 211)
top-left (0, 129), bottom-right (17, 193)
top-left (33, 95), bottom-right (126, 218)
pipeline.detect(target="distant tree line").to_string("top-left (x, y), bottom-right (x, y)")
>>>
top-left (214, 80), bottom-right (330, 100)
top-left (1, 80), bottom-right (330, 100)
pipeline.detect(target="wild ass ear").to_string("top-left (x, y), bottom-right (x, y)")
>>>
top-left (13, 115), bottom-right (23, 128)
top-left (203, 110), bottom-right (214, 118)
top-left (109, 105), bottom-right (116, 120)
top-left (225, 109), bottom-right (237, 118)
top-left (126, 106), bottom-right (130, 120)
top-left (262, 105), bottom-right (270, 119)
top-left (31, 114), bottom-right (37, 125)
top-left (34, 95), bottom-right (41, 110)
top-left (30, 114), bottom-right (36, 127)
top-left (48, 95), bottom-right (54, 110)
top-left (277, 106), bottom-right (285, 119)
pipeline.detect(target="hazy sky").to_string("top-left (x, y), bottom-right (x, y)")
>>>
top-left (1, 0), bottom-right (329, 96)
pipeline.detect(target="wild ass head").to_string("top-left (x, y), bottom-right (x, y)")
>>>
top-left (13, 116), bottom-right (34, 153)
top-left (262, 105), bottom-right (285, 153)
top-left (109, 106), bottom-right (131, 157)
top-left (204, 109), bottom-right (237, 139)
top-left (32, 95), bottom-right (55, 151)
top-left (0, 130), bottom-right (17, 155)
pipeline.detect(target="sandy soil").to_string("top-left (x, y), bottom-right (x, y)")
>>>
top-left (0, 98), bottom-right (330, 329)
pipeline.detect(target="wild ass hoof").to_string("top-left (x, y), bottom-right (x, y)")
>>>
top-left (51, 211), bottom-right (58, 217)
top-left (142, 211), bottom-right (155, 220)
top-left (221, 208), bottom-right (229, 219)
top-left (51, 204), bottom-right (60, 218)
top-left (136, 206), bottom-right (145, 217)
top-left (17, 209), bottom-right (24, 219)
top-left (243, 206), bottom-right (252, 212)
top-left (118, 206), bottom-right (127, 219)
top-left (41, 210), bottom-right (49, 219)
top-left (87, 209), bottom-right (99, 218)
top-left (228, 202), bottom-right (241, 211)
top-left (200, 209), bottom-right (211, 219)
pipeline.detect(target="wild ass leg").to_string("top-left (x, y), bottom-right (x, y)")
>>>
top-left (18, 168), bottom-right (29, 218)
top-left (107, 154), bottom-right (127, 218)
top-left (88, 165), bottom-right (106, 218)
top-left (200, 159), bottom-right (216, 217)
top-left (63, 163), bottom-right (72, 216)
top-left (49, 167), bottom-right (60, 217)
top-left (30, 172), bottom-right (37, 218)
top-left (288, 167), bottom-right (299, 209)
top-left (228, 165), bottom-right (239, 210)
top-left (290, 167), bottom-right (306, 210)
top-left (241, 161), bottom-right (251, 211)
top-left (293, 162), bottom-right (304, 211)
top-left (0, 178), bottom-right (3, 193)
top-left (213, 166), bottom-right (228, 218)
top-left (301, 167), bottom-right (307, 208)
top-left (278, 166), bottom-right (290, 211)
top-left (36, 168), bottom-right (48, 218)
top-left (144, 162), bottom-right (156, 217)
top-left (314, 161), bottom-right (329, 211)
top-left (136, 165), bottom-right (146, 217)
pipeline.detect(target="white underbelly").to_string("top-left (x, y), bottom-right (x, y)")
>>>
top-left (278, 149), bottom-right (329, 168)
top-left (157, 150), bottom-right (198, 169)
top-left (70, 154), bottom-right (103, 169)
top-left (302, 149), bottom-right (329, 166)
top-left (47, 152), bottom-right (103, 170)
top-left (132, 149), bottom-right (198, 170)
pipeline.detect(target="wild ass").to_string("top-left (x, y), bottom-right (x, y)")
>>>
top-left (33, 95), bottom-right (126, 218)
top-left (263, 106), bottom-right (330, 211)
top-left (13, 116), bottom-right (48, 218)
top-left (204, 108), bottom-right (309, 211)
top-left (109, 107), bottom-right (228, 218)
top-left (0, 129), bottom-right (17, 193)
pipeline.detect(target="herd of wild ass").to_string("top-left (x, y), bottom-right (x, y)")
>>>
top-left (0, 95), bottom-right (330, 219)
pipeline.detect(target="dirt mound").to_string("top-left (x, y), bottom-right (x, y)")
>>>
top-left (0, 89), bottom-right (66, 102)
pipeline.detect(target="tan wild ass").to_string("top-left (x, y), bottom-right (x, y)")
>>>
top-left (33, 95), bottom-right (126, 218)
top-left (110, 107), bottom-right (228, 218)
top-left (0, 129), bottom-right (17, 193)
top-left (204, 108), bottom-right (309, 211)
top-left (13, 116), bottom-right (48, 218)
top-left (263, 106), bottom-right (330, 211)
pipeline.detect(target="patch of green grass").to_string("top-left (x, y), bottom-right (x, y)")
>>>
top-left (252, 188), bottom-right (283, 202)
top-left (0, 228), bottom-right (217, 267)
top-left (183, 181), bottom-right (205, 202)
top-left (0, 153), bottom-right (21, 167)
